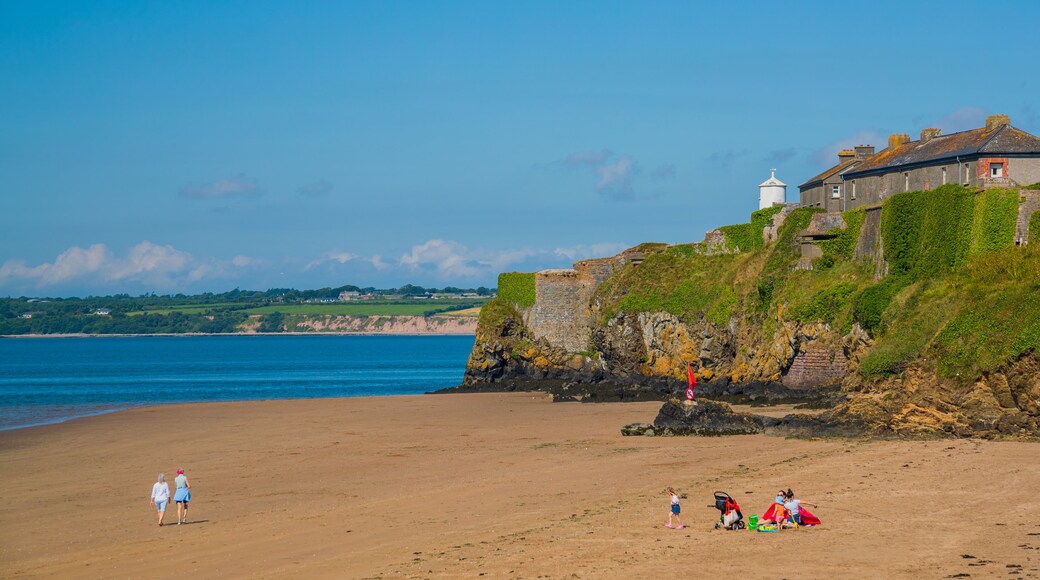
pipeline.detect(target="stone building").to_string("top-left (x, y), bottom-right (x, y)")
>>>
top-left (798, 145), bottom-right (875, 212)
top-left (799, 115), bottom-right (1040, 210)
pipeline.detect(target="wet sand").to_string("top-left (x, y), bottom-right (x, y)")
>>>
top-left (1, 393), bottom-right (1038, 578)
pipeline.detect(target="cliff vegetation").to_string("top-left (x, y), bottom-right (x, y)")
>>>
top-left (464, 184), bottom-right (1040, 438)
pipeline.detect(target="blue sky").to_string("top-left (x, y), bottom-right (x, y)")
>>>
top-left (2, 0), bottom-right (1038, 296)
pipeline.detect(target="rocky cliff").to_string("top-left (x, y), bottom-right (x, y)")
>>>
top-left (447, 186), bottom-right (1040, 439)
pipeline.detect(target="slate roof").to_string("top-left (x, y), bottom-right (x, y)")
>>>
top-left (799, 158), bottom-right (859, 189)
top-left (846, 124), bottom-right (1040, 177)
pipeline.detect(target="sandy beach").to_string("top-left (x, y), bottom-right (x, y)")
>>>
top-left (1, 393), bottom-right (1038, 579)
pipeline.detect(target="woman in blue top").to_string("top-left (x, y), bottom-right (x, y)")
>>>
top-left (173, 469), bottom-right (192, 525)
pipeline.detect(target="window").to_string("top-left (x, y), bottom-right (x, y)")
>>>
top-left (964, 165), bottom-right (971, 185)
top-left (831, 185), bottom-right (840, 199)
top-left (942, 167), bottom-right (947, 184)
top-left (851, 181), bottom-right (857, 199)
top-left (905, 173), bottom-right (910, 191)
top-left (990, 163), bottom-right (1003, 178)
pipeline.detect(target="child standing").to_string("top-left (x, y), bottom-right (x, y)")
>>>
top-left (665, 488), bottom-right (685, 529)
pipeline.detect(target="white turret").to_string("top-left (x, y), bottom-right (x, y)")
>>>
top-left (758, 169), bottom-right (787, 210)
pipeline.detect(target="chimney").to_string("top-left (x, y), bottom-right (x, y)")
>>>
top-left (920, 127), bottom-right (942, 143)
top-left (986, 114), bottom-right (1010, 130)
top-left (854, 145), bottom-right (875, 160)
top-left (838, 149), bottom-right (855, 162)
top-left (888, 133), bottom-right (910, 148)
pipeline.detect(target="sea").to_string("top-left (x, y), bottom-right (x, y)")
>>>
top-left (0, 335), bottom-right (475, 431)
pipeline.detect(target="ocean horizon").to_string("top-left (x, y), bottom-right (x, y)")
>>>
top-left (0, 334), bottom-right (475, 431)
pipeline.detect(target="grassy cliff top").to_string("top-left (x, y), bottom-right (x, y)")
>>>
top-left (593, 185), bottom-right (1040, 383)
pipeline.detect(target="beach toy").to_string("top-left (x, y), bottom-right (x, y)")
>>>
top-left (757, 523), bottom-right (778, 533)
top-left (748, 514), bottom-right (758, 529)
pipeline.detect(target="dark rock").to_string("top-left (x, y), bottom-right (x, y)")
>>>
top-left (651, 401), bottom-right (764, 436)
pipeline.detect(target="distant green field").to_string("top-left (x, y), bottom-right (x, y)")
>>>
top-left (242, 300), bottom-right (485, 316)
top-left (127, 303), bottom-right (244, 315)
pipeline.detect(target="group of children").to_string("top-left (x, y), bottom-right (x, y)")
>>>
top-left (665, 487), bottom-right (818, 530)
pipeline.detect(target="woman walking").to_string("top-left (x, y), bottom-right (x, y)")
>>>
top-left (173, 469), bottom-right (192, 524)
top-left (150, 473), bottom-right (170, 527)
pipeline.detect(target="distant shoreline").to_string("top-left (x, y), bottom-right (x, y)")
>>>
top-left (0, 331), bottom-right (476, 338)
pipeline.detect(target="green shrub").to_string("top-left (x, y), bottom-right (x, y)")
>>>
top-left (789, 283), bottom-right (857, 325)
top-left (852, 275), bottom-right (911, 331)
top-left (476, 298), bottom-right (521, 337)
top-left (931, 286), bottom-right (1040, 378)
top-left (970, 188), bottom-right (1018, 254)
top-left (718, 205), bottom-right (785, 251)
top-left (497, 272), bottom-right (536, 309)
top-left (757, 207), bottom-right (821, 309)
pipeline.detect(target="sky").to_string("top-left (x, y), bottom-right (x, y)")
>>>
top-left (2, 0), bottom-right (1038, 297)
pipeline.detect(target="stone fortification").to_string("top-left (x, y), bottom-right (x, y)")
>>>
top-left (528, 258), bottom-right (619, 353)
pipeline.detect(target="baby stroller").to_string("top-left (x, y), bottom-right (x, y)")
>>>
top-left (711, 491), bottom-right (745, 530)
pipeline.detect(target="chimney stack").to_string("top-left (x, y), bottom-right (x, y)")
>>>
top-left (888, 133), bottom-right (910, 148)
top-left (838, 149), bottom-right (855, 161)
top-left (920, 128), bottom-right (942, 143)
top-left (986, 114), bottom-right (1010, 130)
top-left (854, 145), bottom-right (875, 160)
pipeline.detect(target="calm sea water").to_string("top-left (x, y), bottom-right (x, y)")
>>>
top-left (0, 335), bottom-right (475, 431)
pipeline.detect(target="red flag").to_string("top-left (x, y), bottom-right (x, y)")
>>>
top-left (686, 363), bottom-right (696, 401)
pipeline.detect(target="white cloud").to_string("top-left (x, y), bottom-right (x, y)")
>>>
top-left (0, 242), bottom-right (245, 291)
top-left (232, 255), bottom-right (261, 267)
top-left (305, 251), bottom-right (359, 271)
top-left (395, 240), bottom-right (629, 280)
top-left (553, 243), bottom-right (628, 261)
top-left (400, 240), bottom-right (483, 278)
top-left (370, 255), bottom-right (391, 271)
top-left (182, 175), bottom-right (259, 198)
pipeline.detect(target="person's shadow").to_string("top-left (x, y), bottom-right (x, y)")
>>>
top-left (170, 520), bottom-right (209, 526)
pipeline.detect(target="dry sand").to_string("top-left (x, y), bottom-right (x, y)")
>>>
top-left (1, 393), bottom-right (1038, 579)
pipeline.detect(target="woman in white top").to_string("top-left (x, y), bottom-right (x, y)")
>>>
top-left (150, 473), bottom-right (171, 527)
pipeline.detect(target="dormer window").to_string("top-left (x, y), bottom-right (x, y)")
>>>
top-left (990, 163), bottom-right (1003, 178)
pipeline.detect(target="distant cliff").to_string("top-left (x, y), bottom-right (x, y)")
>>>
top-left (450, 185), bottom-right (1040, 438)
top-left (239, 314), bottom-right (477, 335)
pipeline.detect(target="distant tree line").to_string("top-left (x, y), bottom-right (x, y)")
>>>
top-left (0, 284), bottom-right (495, 335)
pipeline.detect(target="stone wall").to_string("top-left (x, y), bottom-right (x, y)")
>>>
top-left (762, 204), bottom-right (797, 244)
top-left (782, 347), bottom-right (848, 389)
top-left (1017, 189), bottom-right (1040, 245)
top-left (528, 258), bottom-right (618, 353)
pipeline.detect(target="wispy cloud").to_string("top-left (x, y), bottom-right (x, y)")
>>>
top-left (932, 106), bottom-right (987, 133)
top-left (650, 164), bottom-right (676, 180)
top-left (565, 149), bottom-right (636, 201)
top-left (812, 131), bottom-right (880, 168)
top-left (182, 175), bottom-right (259, 199)
top-left (767, 147), bottom-right (797, 164)
top-left (706, 149), bottom-right (748, 168)
top-left (297, 179), bottom-right (334, 198)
